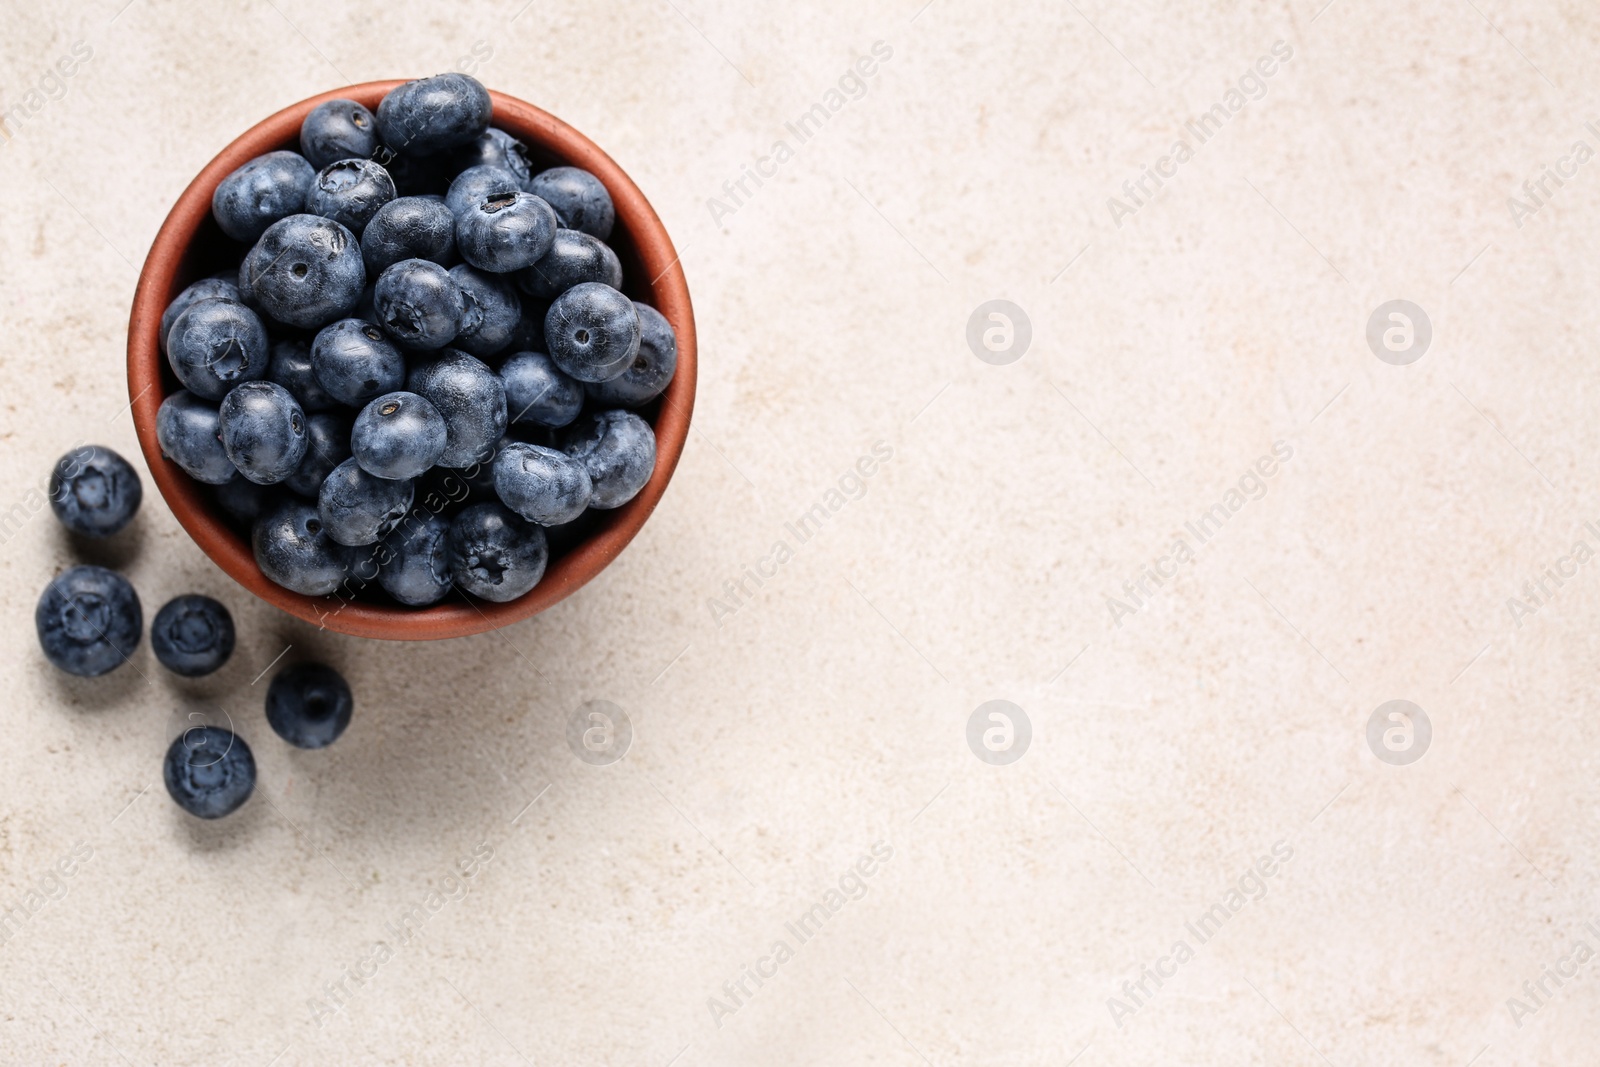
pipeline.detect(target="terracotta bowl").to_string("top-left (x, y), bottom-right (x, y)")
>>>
top-left (126, 81), bottom-right (695, 640)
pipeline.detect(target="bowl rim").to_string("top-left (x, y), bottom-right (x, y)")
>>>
top-left (126, 80), bottom-right (696, 641)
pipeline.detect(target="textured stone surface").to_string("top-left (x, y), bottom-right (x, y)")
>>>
top-left (1, 1), bottom-right (1597, 1064)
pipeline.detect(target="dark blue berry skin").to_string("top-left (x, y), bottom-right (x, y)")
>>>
top-left (518, 229), bottom-right (622, 301)
top-left (284, 411), bottom-right (352, 498)
top-left (36, 565), bottom-right (142, 677)
top-left (267, 338), bottom-right (339, 413)
top-left (266, 663), bottom-right (353, 749)
top-left (506, 299), bottom-right (549, 354)
top-left (447, 501), bottom-right (548, 602)
top-left (215, 477), bottom-right (275, 523)
top-left (562, 409), bottom-right (656, 509)
top-left (310, 318), bottom-right (406, 406)
top-left (454, 191), bottom-right (557, 273)
top-left (161, 278), bottom-right (240, 354)
top-left (453, 128), bottom-right (533, 186)
top-left (376, 74), bottom-right (492, 156)
top-left (166, 298), bottom-right (270, 401)
top-left (218, 382), bottom-right (309, 485)
top-left (305, 158), bottom-right (396, 236)
top-left (157, 391), bottom-right (235, 485)
top-left (212, 151), bottom-right (316, 243)
top-left (151, 595), bottom-right (235, 677)
top-left (378, 511), bottom-right (452, 606)
top-left (407, 350), bottom-right (507, 468)
top-left (500, 350), bottom-right (584, 427)
top-left (374, 258), bottom-right (464, 350)
top-left (351, 391), bottom-right (448, 480)
top-left (444, 164), bottom-right (522, 219)
top-left (163, 726), bottom-right (255, 819)
top-left (493, 441), bottom-right (592, 526)
top-left (449, 265), bottom-right (521, 358)
top-left (525, 166), bottom-right (614, 240)
top-left (379, 149), bottom-right (453, 197)
top-left (239, 214), bottom-right (366, 330)
top-left (360, 196), bottom-right (456, 276)
top-left (544, 282), bottom-right (640, 383)
top-left (253, 499), bottom-right (351, 595)
top-left (49, 446), bottom-right (143, 537)
top-left (587, 301), bottom-right (678, 407)
top-left (300, 99), bottom-right (378, 170)
top-left (318, 457), bottom-right (414, 546)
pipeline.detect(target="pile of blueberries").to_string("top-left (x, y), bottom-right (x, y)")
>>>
top-left (38, 444), bottom-right (355, 820)
top-left (158, 72), bottom-right (675, 607)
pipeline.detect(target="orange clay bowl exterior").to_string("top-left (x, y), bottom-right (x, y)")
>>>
top-left (127, 82), bottom-right (695, 640)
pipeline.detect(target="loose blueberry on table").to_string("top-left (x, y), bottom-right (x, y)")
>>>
top-left (150, 594), bottom-right (236, 677)
top-left (36, 565), bottom-right (142, 677)
top-left (49, 445), bottom-right (143, 537)
top-left (148, 72), bottom-right (678, 608)
top-left (163, 726), bottom-right (256, 819)
top-left (265, 662), bottom-right (354, 749)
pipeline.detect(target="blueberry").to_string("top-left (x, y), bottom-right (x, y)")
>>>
top-left (310, 318), bottom-right (406, 406)
top-left (500, 350), bottom-right (583, 427)
top-left (284, 411), bottom-right (352, 498)
top-left (265, 663), bottom-right (353, 749)
top-left (219, 381), bottom-right (309, 485)
top-left (374, 258), bottom-right (464, 350)
top-left (407, 350), bottom-right (507, 467)
top-left (587, 301), bottom-right (678, 407)
top-left (545, 505), bottom-right (604, 556)
top-left (49, 445), bottom-right (143, 537)
top-left (454, 191), bottom-right (557, 273)
top-left (447, 501), bottom-right (548, 602)
top-left (351, 391), bottom-right (448, 480)
top-left (452, 128), bottom-right (532, 184)
top-left (493, 442), bottom-right (592, 526)
top-left (160, 277), bottom-right (240, 354)
top-left (518, 229), bottom-right (622, 301)
top-left (163, 726), bottom-right (254, 819)
top-left (157, 391), bottom-right (235, 485)
top-left (441, 162), bottom-right (517, 216)
top-left (215, 477), bottom-right (275, 523)
top-left (212, 150), bottom-right (316, 243)
top-left (448, 265), bottom-right (521, 357)
top-left (562, 409), bottom-right (656, 509)
top-left (318, 457), bottom-right (414, 546)
top-left (379, 149), bottom-right (453, 197)
top-left (36, 565), bottom-right (142, 677)
top-left (239, 214), bottom-right (365, 330)
top-left (360, 195), bottom-right (456, 276)
top-left (253, 499), bottom-right (351, 595)
top-left (305, 158), bottom-right (396, 237)
top-left (378, 510), bottom-right (452, 606)
top-left (525, 166), bottom-right (614, 240)
top-left (166, 297), bottom-right (270, 401)
top-left (300, 99), bottom-right (378, 170)
top-left (544, 282), bottom-right (640, 383)
top-left (150, 595), bottom-right (235, 677)
top-left (267, 338), bottom-right (339, 413)
top-left (376, 73), bottom-right (492, 156)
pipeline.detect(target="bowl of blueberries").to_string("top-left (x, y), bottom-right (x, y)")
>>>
top-left (127, 74), bottom-right (695, 640)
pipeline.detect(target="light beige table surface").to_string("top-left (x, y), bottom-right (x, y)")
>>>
top-left (2, 1), bottom-right (1598, 1063)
